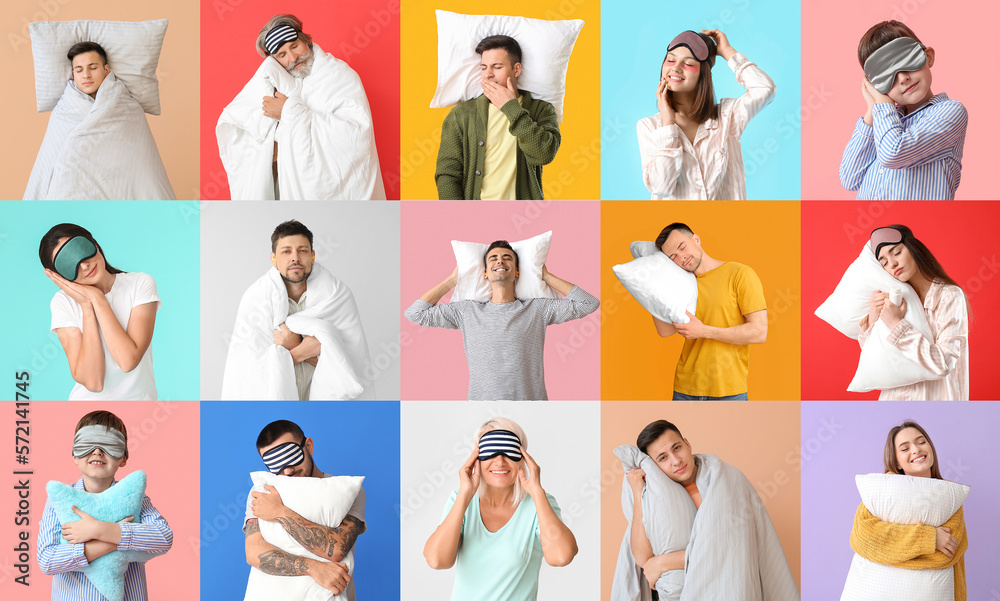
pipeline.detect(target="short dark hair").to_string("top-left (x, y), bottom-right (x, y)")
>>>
top-left (483, 240), bottom-right (519, 270)
top-left (271, 220), bottom-right (314, 253)
top-left (636, 420), bottom-right (684, 456)
top-left (475, 35), bottom-right (522, 66)
top-left (68, 41), bottom-right (108, 65)
top-left (858, 21), bottom-right (924, 68)
top-left (256, 419), bottom-right (305, 451)
top-left (654, 222), bottom-right (694, 251)
top-left (76, 410), bottom-right (128, 458)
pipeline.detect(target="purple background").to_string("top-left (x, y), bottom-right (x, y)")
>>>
top-left (801, 402), bottom-right (1000, 600)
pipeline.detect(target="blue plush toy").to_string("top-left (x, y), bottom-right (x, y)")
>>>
top-left (45, 470), bottom-right (149, 601)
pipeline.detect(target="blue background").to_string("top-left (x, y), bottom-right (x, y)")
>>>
top-left (600, 0), bottom-right (802, 200)
top-left (199, 401), bottom-right (401, 601)
top-left (0, 201), bottom-right (200, 400)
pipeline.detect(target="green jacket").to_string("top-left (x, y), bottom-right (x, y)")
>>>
top-left (435, 91), bottom-right (561, 200)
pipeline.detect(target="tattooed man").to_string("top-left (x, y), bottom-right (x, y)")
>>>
top-left (243, 419), bottom-right (366, 598)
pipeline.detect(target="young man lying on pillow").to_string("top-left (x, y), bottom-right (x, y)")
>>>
top-left (23, 41), bottom-right (176, 200)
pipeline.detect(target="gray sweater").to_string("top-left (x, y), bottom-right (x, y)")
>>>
top-left (404, 286), bottom-right (600, 400)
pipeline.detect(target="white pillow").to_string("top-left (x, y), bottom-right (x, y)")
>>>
top-left (612, 241), bottom-right (697, 324)
top-left (814, 243), bottom-right (940, 392)
top-left (244, 472), bottom-right (364, 601)
top-left (614, 445), bottom-right (695, 598)
top-left (840, 474), bottom-right (968, 601)
top-left (429, 10), bottom-right (584, 123)
top-left (29, 19), bottom-right (168, 115)
top-left (451, 231), bottom-right (558, 302)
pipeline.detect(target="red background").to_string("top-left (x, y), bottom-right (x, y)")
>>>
top-left (199, 0), bottom-right (400, 199)
top-left (801, 202), bottom-right (1000, 400)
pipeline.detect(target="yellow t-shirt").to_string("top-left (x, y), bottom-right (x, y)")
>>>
top-left (673, 262), bottom-right (766, 397)
top-left (480, 97), bottom-right (521, 200)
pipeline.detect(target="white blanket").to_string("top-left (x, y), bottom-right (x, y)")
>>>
top-left (217, 44), bottom-right (386, 200)
top-left (221, 263), bottom-right (375, 400)
top-left (613, 452), bottom-right (799, 601)
top-left (24, 74), bottom-right (175, 200)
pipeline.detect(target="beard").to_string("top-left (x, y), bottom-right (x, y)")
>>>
top-left (286, 50), bottom-right (315, 79)
top-left (280, 264), bottom-right (312, 284)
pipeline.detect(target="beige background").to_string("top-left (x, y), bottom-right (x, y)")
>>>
top-left (600, 401), bottom-right (801, 600)
top-left (3, 0), bottom-right (199, 200)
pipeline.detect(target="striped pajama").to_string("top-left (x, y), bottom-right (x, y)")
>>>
top-left (840, 93), bottom-right (967, 200)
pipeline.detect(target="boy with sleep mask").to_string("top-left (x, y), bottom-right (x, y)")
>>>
top-left (36, 410), bottom-right (173, 601)
top-left (839, 20), bottom-right (967, 200)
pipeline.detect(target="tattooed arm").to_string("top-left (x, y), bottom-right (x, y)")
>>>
top-left (251, 484), bottom-right (367, 562)
top-left (244, 518), bottom-right (352, 594)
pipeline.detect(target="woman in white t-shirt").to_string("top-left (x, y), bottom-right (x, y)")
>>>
top-left (39, 223), bottom-right (160, 400)
top-left (423, 417), bottom-right (578, 601)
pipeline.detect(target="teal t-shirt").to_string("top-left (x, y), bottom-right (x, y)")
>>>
top-left (442, 490), bottom-right (561, 601)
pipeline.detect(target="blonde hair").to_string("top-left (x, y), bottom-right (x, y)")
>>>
top-left (475, 417), bottom-right (528, 508)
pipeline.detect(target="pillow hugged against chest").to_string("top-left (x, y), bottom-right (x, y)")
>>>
top-left (612, 240), bottom-right (697, 324)
top-left (429, 10), bottom-right (584, 123)
top-left (814, 243), bottom-right (940, 392)
top-left (46, 470), bottom-right (149, 601)
top-left (244, 471), bottom-right (364, 601)
top-left (840, 473), bottom-right (969, 601)
top-left (451, 230), bottom-right (559, 302)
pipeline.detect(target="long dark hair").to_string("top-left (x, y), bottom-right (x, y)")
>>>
top-left (883, 224), bottom-right (959, 288)
top-left (883, 420), bottom-right (942, 480)
top-left (661, 32), bottom-right (719, 124)
top-left (39, 223), bottom-right (124, 275)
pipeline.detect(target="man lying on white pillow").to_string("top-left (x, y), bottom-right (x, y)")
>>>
top-left (24, 41), bottom-right (175, 200)
top-left (404, 240), bottom-right (599, 400)
top-left (217, 14), bottom-right (385, 200)
top-left (244, 419), bottom-right (367, 600)
top-left (436, 35), bottom-right (560, 200)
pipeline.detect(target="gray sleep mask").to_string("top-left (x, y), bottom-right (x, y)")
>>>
top-left (73, 424), bottom-right (128, 460)
top-left (864, 37), bottom-right (927, 95)
top-left (53, 236), bottom-right (97, 281)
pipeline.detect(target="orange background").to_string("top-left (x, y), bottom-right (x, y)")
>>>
top-left (4, 0), bottom-right (200, 200)
top-left (601, 202), bottom-right (801, 400)
top-left (599, 401), bottom-right (801, 600)
top-left (399, 0), bottom-right (601, 200)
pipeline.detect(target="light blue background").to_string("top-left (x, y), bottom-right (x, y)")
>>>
top-left (0, 201), bottom-right (200, 400)
top-left (199, 401), bottom-right (401, 601)
top-left (601, 0), bottom-right (801, 200)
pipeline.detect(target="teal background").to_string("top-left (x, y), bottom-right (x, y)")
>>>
top-left (0, 201), bottom-right (200, 400)
top-left (600, 0), bottom-right (802, 200)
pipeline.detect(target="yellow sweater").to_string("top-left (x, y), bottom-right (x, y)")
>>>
top-left (850, 503), bottom-right (967, 601)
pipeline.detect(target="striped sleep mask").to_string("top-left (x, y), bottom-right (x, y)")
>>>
top-left (264, 24), bottom-right (300, 55)
top-left (478, 429), bottom-right (522, 462)
top-left (261, 439), bottom-right (306, 474)
top-left (73, 425), bottom-right (127, 460)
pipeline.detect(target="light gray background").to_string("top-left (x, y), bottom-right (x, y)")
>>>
top-left (400, 401), bottom-right (601, 600)
top-left (200, 202), bottom-right (401, 399)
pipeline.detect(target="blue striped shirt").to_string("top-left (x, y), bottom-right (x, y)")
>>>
top-left (840, 93), bottom-right (967, 200)
top-left (37, 478), bottom-right (173, 601)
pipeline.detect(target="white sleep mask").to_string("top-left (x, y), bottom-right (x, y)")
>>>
top-left (864, 37), bottom-right (926, 95)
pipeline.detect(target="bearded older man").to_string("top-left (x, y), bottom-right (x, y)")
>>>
top-left (217, 14), bottom-right (386, 200)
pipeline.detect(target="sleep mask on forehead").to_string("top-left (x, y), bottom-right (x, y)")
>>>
top-left (667, 31), bottom-right (716, 68)
top-left (73, 425), bottom-right (127, 460)
top-left (478, 429), bottom-right (523, 462)
top-left (261, 439), bottom-right (306, 474)
top-left (870, 226), bottom-right (905, 259)
top-left (864, 37), bottom-right (926, 95)
top-left (53, 236), bottom-right (97, 281)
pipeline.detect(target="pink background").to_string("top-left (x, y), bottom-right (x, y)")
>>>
top-left (1, 402), bottom-right (199, 600)
top-left (801, 0), bottom-right (997, 199)
top-left (400, 202), bottom-right (601, 400)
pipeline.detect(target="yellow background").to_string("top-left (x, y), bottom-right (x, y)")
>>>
top-left (399, 0), bottom-right (601, 200)
top-left (601, 202), bottom-right (801, 400)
